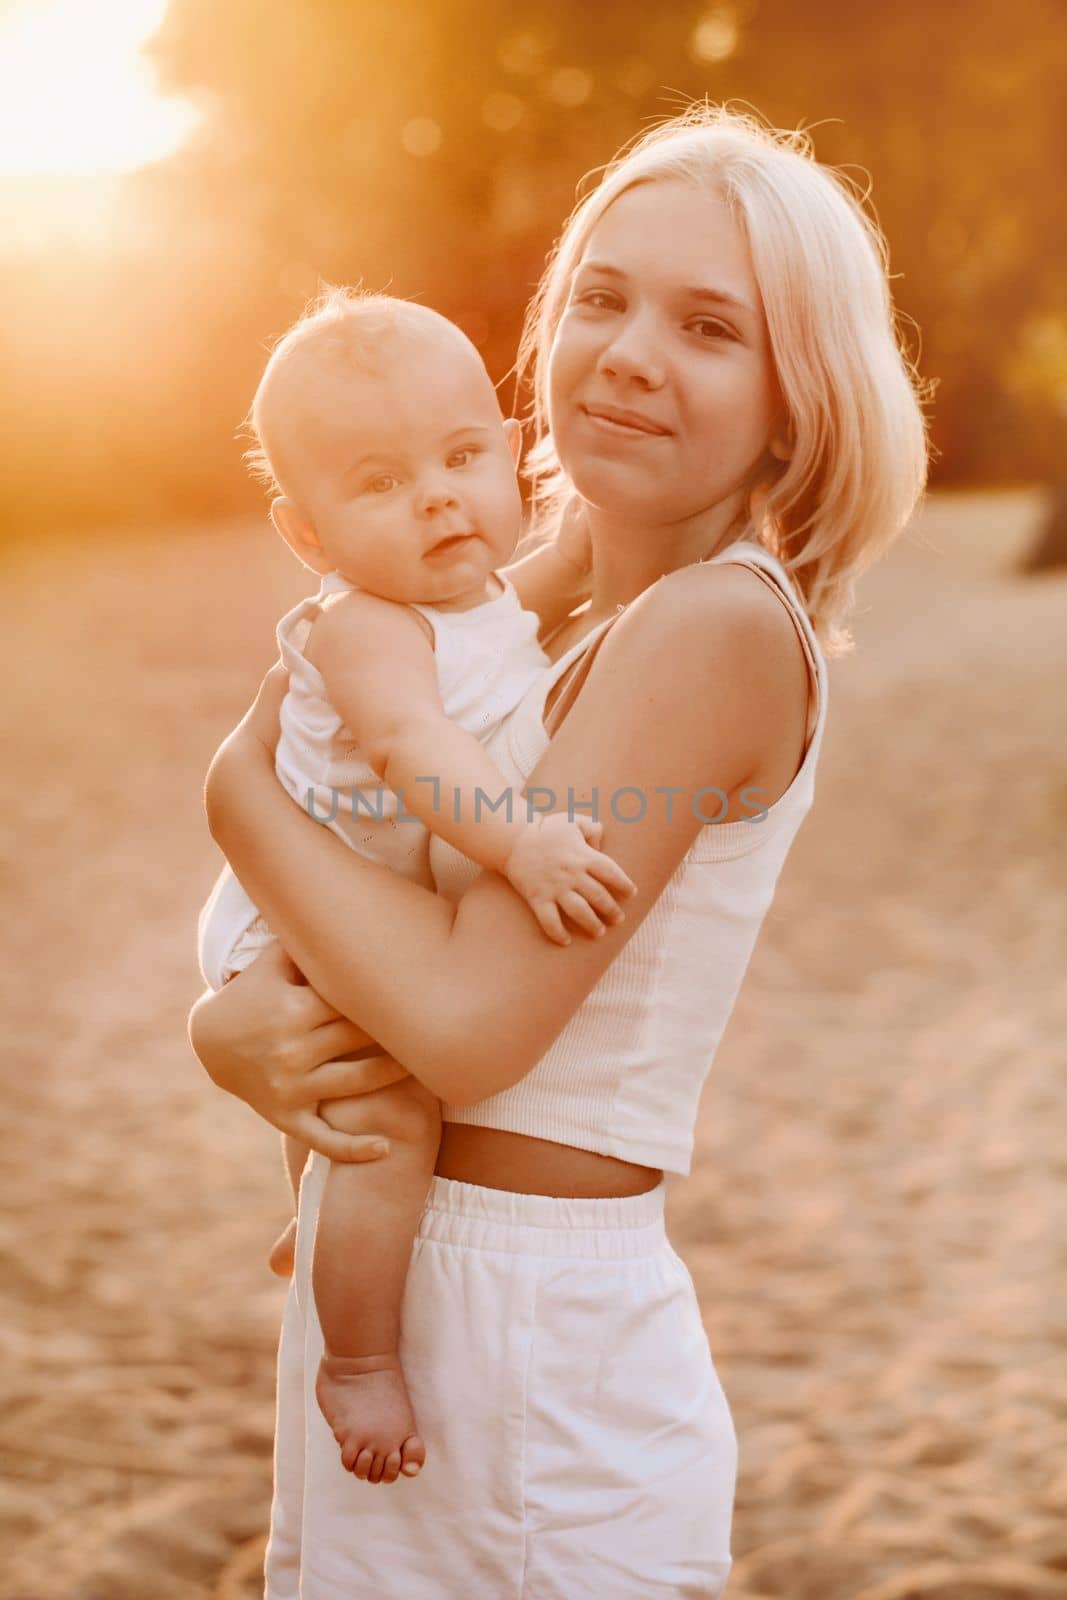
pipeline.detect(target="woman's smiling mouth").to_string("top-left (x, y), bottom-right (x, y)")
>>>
top-left (580, 402), bottom-right (673, 437)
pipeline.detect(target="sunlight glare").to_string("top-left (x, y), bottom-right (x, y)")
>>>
top-left (0, 0), bottom-right (198, 175)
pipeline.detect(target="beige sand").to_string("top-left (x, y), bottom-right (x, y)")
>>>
top-left (0, 491), bottom-right (1063, 1598)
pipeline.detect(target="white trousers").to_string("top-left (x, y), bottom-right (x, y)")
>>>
top-left (266, 1154), bottom-right (737, 1599)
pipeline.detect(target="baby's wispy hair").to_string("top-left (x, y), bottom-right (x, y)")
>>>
top-left (240, 284), bottom-right (419, 498)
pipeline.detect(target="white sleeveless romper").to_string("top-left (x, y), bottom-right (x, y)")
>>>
top-left (196, 568), bottom-right (549, 991)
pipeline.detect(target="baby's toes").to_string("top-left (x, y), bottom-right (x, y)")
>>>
top-left (380, 1448), bottom-right (403, 1484)
top-left (400, 1433), bottom-right (426, 1478)
top-left (367, 1452), bottom-right (387, 1485)
top-left (354, 1447), bottom-right (375, 1481)
top-left (340, 1437), bottom-right (361, 1474)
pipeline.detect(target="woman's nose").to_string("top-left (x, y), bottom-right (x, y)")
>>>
top-left (598, 312), bottom-right (666, 389)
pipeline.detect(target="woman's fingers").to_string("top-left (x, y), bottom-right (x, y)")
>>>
top-left (243, 942), bottom-right (332, 1018)
top-left (307, 1015), bottom-right (382, 1063)
top-left (300, 1054), bottom-right (411, 1105)
top-left (250, 943), bottom-right (356, 1030)
top-left (286, 1108), bottom-right (390, 1164)
top-left (280, 968), bottom-right (383, 1051)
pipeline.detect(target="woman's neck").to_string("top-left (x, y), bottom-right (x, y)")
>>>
top-left (582, 491), bottom-right (751, 618)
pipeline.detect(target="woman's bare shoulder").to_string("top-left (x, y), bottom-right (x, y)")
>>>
top-left (562, 555), bottom-right (812, 811)
top-left (639, 555), bottom-right (802, 639)
top-left (588, 558), bottom-right (808, 720)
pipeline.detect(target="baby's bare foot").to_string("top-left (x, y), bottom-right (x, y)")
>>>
top-left (316, 1352), bottom-right (426, 1484)
top-left (268, 1218), bottom-right (297, 1278)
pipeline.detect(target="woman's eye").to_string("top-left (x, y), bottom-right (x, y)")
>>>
top-left (690, 318), bottom-right (734, 342)
top-left (579, 290), bottom-right (620, 311)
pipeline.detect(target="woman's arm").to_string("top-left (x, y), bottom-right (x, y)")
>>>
top-left (204, 563), bottom-right (803, 1106)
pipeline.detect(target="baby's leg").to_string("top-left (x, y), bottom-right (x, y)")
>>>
top-left (268, 1134), bottom-right (310, 1279)
top-left (313, 1073), bottom-right (441, 1485)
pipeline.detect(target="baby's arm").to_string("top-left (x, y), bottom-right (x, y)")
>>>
top-left (308, 593), bottom-right (635, 946)
top-left (500, 502), bottom-right (591, 640)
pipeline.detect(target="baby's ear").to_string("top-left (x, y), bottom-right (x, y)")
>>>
top-left (502, 417), bottom-right (522, 467)
top-left (270, 498), bottom-right (331, 574)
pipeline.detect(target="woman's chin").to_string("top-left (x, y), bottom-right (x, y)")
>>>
top-left (561, 465), bottom-right (662, 522)
top-left (580, 491), bottom-right (684, 532)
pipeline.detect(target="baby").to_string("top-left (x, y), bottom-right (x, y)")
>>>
top-left (196, 289), bottom-right (636, 1485)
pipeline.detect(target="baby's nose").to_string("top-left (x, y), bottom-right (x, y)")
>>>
top-left (416, 475), bottom-right (459, 513)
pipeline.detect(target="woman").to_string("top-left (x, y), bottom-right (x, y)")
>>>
top-left (189, 105), bottom-right (928, 1597)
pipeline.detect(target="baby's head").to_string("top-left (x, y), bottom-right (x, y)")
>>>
top-left (246, 288), bottom-right (524, 607)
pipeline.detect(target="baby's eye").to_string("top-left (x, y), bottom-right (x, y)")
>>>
top-left (364, 473), bottom-right (400, 494)
top-left (447, 446), bottom-right (480, 468)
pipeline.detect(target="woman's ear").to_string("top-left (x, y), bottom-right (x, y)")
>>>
top-left (768, 419), bottom-right (793, 462)
top-left (502, 417), bottom-right (522, 467)
top-left (270, 498), bottom-right (332, 574)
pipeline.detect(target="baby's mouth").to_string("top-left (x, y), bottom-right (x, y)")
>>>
top-left (426, 533), bottom-right (476, 557)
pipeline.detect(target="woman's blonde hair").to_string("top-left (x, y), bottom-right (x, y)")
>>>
top-left (517, 103), bottom-right (932, 658)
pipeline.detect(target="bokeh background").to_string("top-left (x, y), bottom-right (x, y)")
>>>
top-left (3, 0), bottom-right (1067, 534)
top-left (1, 3), bottom-right (1065, 1598)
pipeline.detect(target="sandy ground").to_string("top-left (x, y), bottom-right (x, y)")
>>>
top-left (0, 491), bottom-right (1064, 1599)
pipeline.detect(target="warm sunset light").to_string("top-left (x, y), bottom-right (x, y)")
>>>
top-left (3, 5), bottom-right (1065, 1597)
top-left (0, 0), bottom-right (198, 175)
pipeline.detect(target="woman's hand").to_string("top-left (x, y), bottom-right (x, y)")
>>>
top-left (187, 942), bottom-right (411, 1161)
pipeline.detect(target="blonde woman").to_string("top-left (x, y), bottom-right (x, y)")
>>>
top-left (189, 105), bottom-right (928, 1598)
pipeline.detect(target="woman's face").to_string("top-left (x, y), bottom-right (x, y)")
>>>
top-left (547, 179), bottom-right (784, 528)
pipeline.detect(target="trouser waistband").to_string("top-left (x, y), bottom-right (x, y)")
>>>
top-left (417, 1174), bottom-right (669, 1260)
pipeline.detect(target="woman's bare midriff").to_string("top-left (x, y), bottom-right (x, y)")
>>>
top-left (434, 1122), bottom-right (662, 1198)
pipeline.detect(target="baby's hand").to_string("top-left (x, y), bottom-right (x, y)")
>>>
top-left (503, 812), bottom-right (637, 946)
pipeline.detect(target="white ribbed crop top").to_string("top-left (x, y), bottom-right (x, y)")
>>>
top-left (429, 539), bottom-right (830, 1176)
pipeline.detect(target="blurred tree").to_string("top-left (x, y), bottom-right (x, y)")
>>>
top-left (144, 0), bottom-right (731, 392)
top-left (1021, 479), bottom-right (1067, 572)
top-left (731, 0), bottom-right (1067, 483)
top-left (2, 0), bottom-right (1065, 536)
